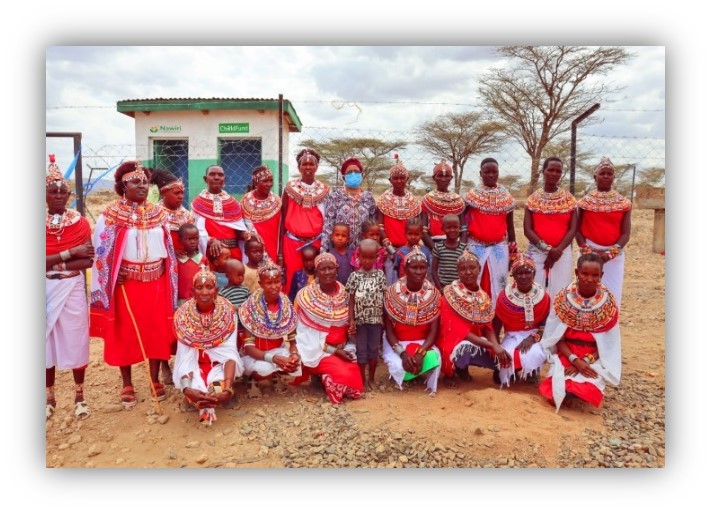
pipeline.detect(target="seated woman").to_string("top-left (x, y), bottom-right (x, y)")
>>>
top-left (294, 253), bottom-right (364, 404)
top-left (436, 250), bottom-right (510, 388)
top-left (238, 258), bottom-right (299, 397)
top-left (539, 253), bottom-right (621, 411)
top-left (493, 254), bottom-right (551, 387)
top-left (382, 246), bottom-right (442, 395)
top-left (173, 266), bottom-right (244, 426)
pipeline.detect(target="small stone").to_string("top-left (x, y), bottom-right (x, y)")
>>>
top-left (157, 415), bottom-right (170, 425)
top-left (102, 404), bottom-right (124, 413)
top-left (68, 434), bottom-right (82, 445)
top-left (488, 425), bottom-right (500, 432)
top-left (255, 409), bottom-right (266, 417)
top-left (58, 443), bottom-right (69, 450)
top-left (87, 445), bottom-right (101, 457)
top-left (399, 455), bottom-right (409, 463)
top-left (609, 438), bottom-right (622, 447)
top-left (474, 428), bottom-right (484, 436)
top-left (185, 441), bottom-right (200, 448)
top-left (195, 454), bottom-right (208, 464)
top-left (116, 458), bottom-right (125, 465)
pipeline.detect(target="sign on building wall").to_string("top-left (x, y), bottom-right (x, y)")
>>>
top-left (219, 123), bottom-right (250, 134)
top-left (149, 124), bottom-right (182, 133)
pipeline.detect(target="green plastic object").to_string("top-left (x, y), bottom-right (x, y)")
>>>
top-left (403, 350), bottom-right (440, 381)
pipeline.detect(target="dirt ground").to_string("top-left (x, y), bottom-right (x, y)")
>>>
top-left (45, 204), bottom-right (665, 469)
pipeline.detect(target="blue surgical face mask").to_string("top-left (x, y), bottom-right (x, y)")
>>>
top-left (344, 172), bottom-right (363, 189)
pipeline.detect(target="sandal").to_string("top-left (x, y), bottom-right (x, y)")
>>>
top-left (46, 403), bottom-right (55, 420)
top-left (151, 382), bottom-right (167, 402)
top-left (46, 390), bottom-right (56, 420)
top-left (74, 401), bottom-right (91, 421)
top-left (120, 385), bottom-right (137, 408)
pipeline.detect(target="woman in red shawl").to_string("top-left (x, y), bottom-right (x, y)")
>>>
top-left (45, 155), bottom-right (94, 421)
top-left (90, 161), bottom-right (178, 408)
top-left (493, 254), bottom-right (551, 387)
top-left (278, 148), bottom-right (330, 294)
top-left (241, 165), bottom-right (282, 263)
top-left (420, 160), bottom-right (465, 250)
top-left (436, 250), bottom-right (510, 388)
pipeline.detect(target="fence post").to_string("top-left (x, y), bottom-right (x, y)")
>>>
top-left (278, 94), bottom-right (284, 195)
top-left (569, 103), bottom-right (600, 196)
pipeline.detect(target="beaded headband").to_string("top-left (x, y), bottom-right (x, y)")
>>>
top-left (457, 249), bottom-right (480, 265)
top-left (122, 162), bottom-right (148, 183)
top-left (595, 156), bottom-right (615, 174)
top-left (511, 253), bottom-right (535, 275)
top-left (254, 167), bottom-right (272, 183)
top-left (315, 253), bottom-right (337, 268)
top-left (46, 154), bottom-right (68, 188)
top-left (257, 257), bottom-right (282, 277)
top-left (160, 179), bottom-right (184, 193)
top-left (433, 160), bottom-right (453, 176)
top-left (404, 245), bottom-right (427, 265)
top-left (389, 159), bottom-right (409, 179)
top-left (298, 149), bottom-right (320, 165)
top-left (193, 264), bottom-right (217, 287)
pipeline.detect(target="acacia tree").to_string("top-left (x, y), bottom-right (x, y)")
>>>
top-left (300, 137), bottom-right (407, 191)
top-left (478, 46), bottom-right (631, 194)
top-left (414, 111), bottom-right (506, 194)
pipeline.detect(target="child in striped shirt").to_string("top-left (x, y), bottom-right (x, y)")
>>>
top-left (432, 214), bottom-right (467, 291)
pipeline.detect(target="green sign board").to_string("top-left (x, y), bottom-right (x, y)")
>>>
top-left (219, 123), bottom-right (250, 134)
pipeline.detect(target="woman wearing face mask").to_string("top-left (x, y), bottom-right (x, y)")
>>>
top-left (320, 156), bottom-right (376, 253)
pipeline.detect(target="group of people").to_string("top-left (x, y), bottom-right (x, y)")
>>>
top-left (46, 148), bottom-right (631, 426)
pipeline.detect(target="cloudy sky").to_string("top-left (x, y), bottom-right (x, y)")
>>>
top-left (45, 46), bottom-right (665, 177)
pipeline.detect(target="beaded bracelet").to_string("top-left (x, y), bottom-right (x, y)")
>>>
top-left (415, 346), bottom-right (427, 357)
top-left (394, 344), bottom-right (405, 356)
top-left (180, 376), bottom-right (191, 392)
top-left (537, 240), bottom-right (552, 252)
top-left (607, 244), bottom-right (622, 260)
top-left (263, 351), bottom-right (274, 363)
top-left (59, 249), bottom-right (71, 261)
top-left (568, 354), bottom-right (578, 363)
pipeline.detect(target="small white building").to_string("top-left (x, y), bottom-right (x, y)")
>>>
top-left (117, 97), bottom-right (302, 201)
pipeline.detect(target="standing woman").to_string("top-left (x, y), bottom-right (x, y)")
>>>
top-left (463, 157), bottom-right (517, 306)
top-left (45, 155), bottom-right (94, 421)
top-left (320, 156), bottom-right (376, 252)
top-left (241, 165), bottom-right (282, 263)
top-left (376, 157), bottom-right (421, 285)
top-left (278, 148), bottom-right (330, 294)
top-left (524, 157), bottom-right (577, 298)
top-left (420, 160), bottom-right (465, 250)
top-left (575, 157), bottom-right (632, 307)
top-left (157, 172), bottom-right (195, 254)
top-left (294, 253), bottom-right (364, 404)
top-left (90, 161), bottom-right (178, 408)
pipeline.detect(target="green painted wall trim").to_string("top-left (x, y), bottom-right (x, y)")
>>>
top-left (117, 98), bottom-right (302, 132)
top-left (262, 160), bottom-right (291, 195)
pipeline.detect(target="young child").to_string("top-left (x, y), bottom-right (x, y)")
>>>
top-left (346, 239), bottom-right (387, 391)
top-left (393, 217), bottom-right (432, 279)
top-left (177, 223), bottom-right (209, 305)
top-left (288, 244), bottom-right (318, 302)
top-left (208, 244), bottom-right (233, 290)
top-left (243, 238), bottom-right (265, 293)
top-left (432, 214), bottom-right (467, 291)
top-left (351, 218), bottom-right (387, 271)
top-left (219, 259), bottom-right (251, 311)
top-left (328, 223), bottom-right (354, 285)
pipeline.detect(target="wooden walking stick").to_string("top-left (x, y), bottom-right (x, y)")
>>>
top-left (120, 284), bottom-right (164, 415)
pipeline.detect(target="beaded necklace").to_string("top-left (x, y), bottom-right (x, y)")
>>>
top-left (160, 202), bottom-right (195, 231)
top-left (526, 187), bottom-right (577, 214)
top-left (296, 281), bottom-right (349, 325)
top-left (175, 296), bottom-right (236, 349)
top-left (239, 290), bottom-right (297, 339)
top-left (103, 198), bottom-right (166, 229)
top-left (192, 190), bottom-right (243, 222)
top-left (503, 282), bottom-right (546, 327)
top-left (465, 184), bottom-right (515, 214)
top-left (384, 278), bottom-right (440, 326)
top-left (422, 190), bottom-right (465, 217)
top-left (577, 189), bottom-right (632, 213)
top-left (377, 188), bottom-right (421, 220)
top-left (553, 282), bottom-right (618, 332)
top-left (240, 190), bottom-right (282, 222)
top-left (443, 280), bottom-right (495, 323)
top-left (284, 178), bottom-right (329, 207)
top-left (45, 209), bottom-right (80, 243)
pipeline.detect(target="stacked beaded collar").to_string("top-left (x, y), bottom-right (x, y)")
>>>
top-left (422, 190), bottom-right (465, 216)
top-left (577, 189), bottom-right (632, 213)
top-left (192, 190), bottom-right (243, 222)
top-left (526, 187), bottom-right (577, 214)
top-left (377, 188), bottom-right (421, 220)
top-left (239, 290), bottom-right (296, 339)
top-left (175, 296), bottom-right (236, 349)
top-left (46, 209), bottom-right (82, 240)
top-left (284, 178), bottom-right (330, 207)
top-left (240, 190), bottom-right (282, 222)
top-left (159, 202), bottom-right (195, 231)
top-left (296, 280), bottom-right (349, 326)
top-left (443, 280), bottom-right (495, 323)
top-left (384, 278), bottom-right (441, 326)
top-left (465, 184), bottom-right (515, 214)
top-left (103, 198), bottom-right (166, 229)
top-left (503, 282), bottom-right (546, 327)
top-left (553, 282), bottom-right (618, 333)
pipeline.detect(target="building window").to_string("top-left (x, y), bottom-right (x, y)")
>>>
top-left (153, 139), bottom-right (189, 205)
top-left (219, 138), bottom-right (262, 196)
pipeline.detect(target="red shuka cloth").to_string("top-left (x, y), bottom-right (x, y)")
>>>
top-left (383, 215), bottom-right (408, 247)
top-left (46, 215), bottom-right (92, 255)
top-left (531, 211), bottom-right (572, 248)
top-left (205, 218), bottom-right (242, 261)
top-left (252, 214), bottom-right (280, 263)
top-left (466, 210), bottom-right (507, 243)
top-left (580, 210), bottom-right (625, 246)
top-left (436, 297), bottom-right (491, 377)
top-left (282, 198), bottom-right (324, 294)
